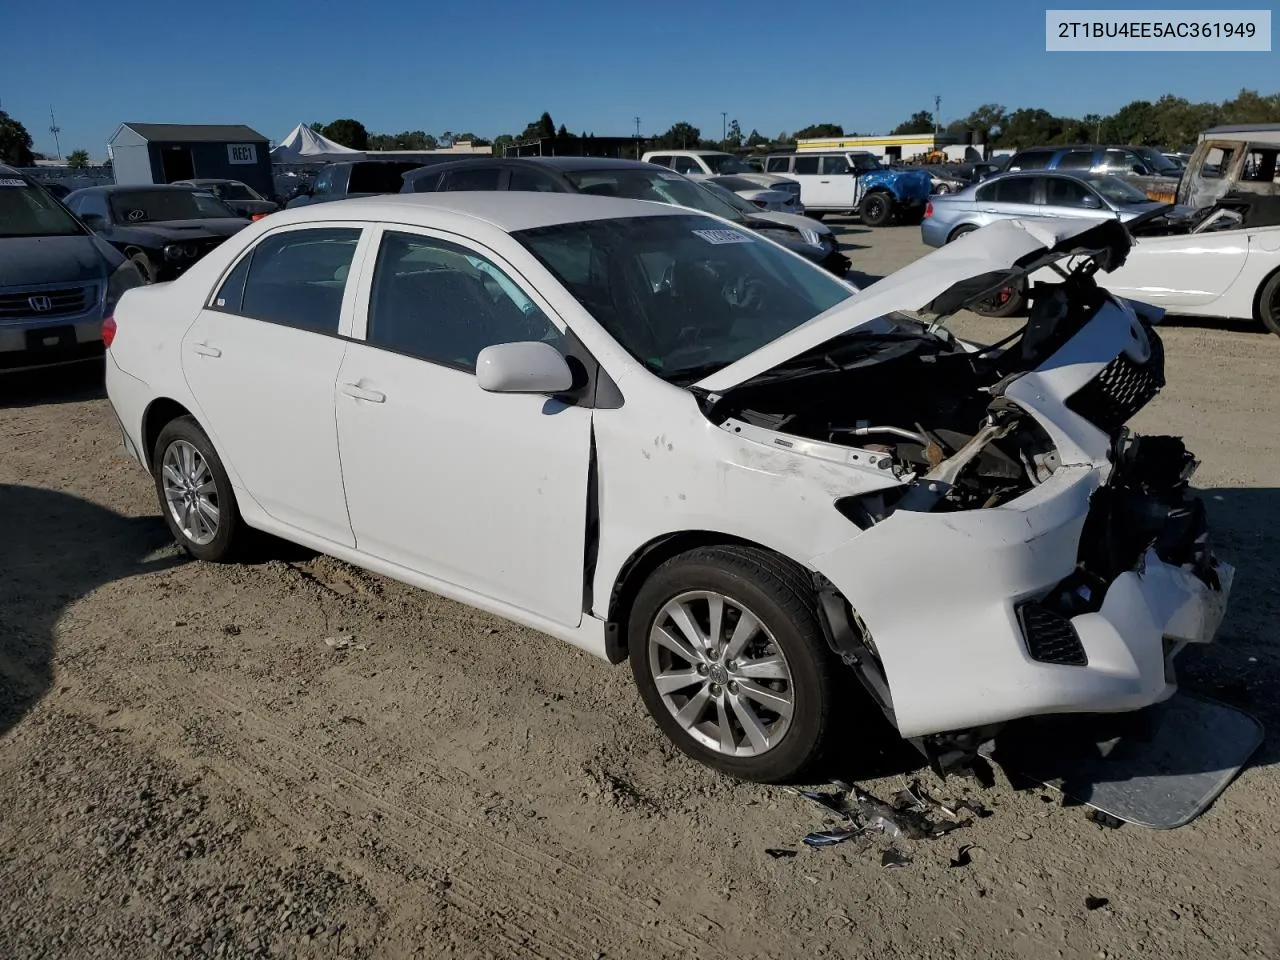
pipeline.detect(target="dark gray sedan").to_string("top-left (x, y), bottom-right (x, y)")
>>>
top-left (921, 170), bottom-right (1177, 248)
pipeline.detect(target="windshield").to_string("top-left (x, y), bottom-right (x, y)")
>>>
top-left (702, 154), bottom-right (756, 174)
top-left (0, 178), bottom-right (86, 238)
top-left (213, 182), bottom-right (260, 201)
top-left (1132, 147), bottom-right (1179, 174)
top-left (700, 181), bottom-right (759, 215)
top-left (1088, 175), bottom-right (1153, 205)
top-left (562, 168), bottom-right (750, 224)
top-left (109, 189), bottom-right (239, 222)
top-left (513, 213), bottom-right (853, 383)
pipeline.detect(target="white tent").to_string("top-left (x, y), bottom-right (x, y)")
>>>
top-left (270, 124), bottom-right (366, 163)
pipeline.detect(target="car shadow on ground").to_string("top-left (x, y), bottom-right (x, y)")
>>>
top-left (821, 484), bottom-right (1279, 794)
top-left (0, 484), bottom-right (186, 738)
top-left (847, 269), bottom-right (886, 288)
top-left (0, 360), bottom-right (106, 410)
top-left (1156, 314), bottom-right (1267, 336)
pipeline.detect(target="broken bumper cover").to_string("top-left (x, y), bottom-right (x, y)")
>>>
top-left (810, 461), bottom-right (1234, 740)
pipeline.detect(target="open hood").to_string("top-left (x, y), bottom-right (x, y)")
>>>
top-left (693, 217), bottom-right (1135, 394)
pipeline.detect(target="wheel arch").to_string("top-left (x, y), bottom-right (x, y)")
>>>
top-left (603, 530), bottom-right (813, 664)
top-left (1251, 263), bottom-right (1280, 331)
top-left (947, 222), bottom-right (978, 243)
top-left (141, 397), bottom-right (200, 473)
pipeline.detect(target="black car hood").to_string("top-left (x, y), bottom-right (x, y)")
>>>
top-left (227, 199), bottom-right (278, 215)
top-left (114, 219), bottom-right (250, 243)
top-left (0, 234), bottom-right (122, 287)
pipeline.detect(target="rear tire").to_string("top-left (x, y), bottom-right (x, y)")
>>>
top-left (859, 192), bottom-right (894, 227)
top-left (1258, 269), bottom-right (1280, 337)
top-left (130, 252), bottom-right (158, 284)
top-left (628, 546), bottom-right (837, 783)
top-left (152, 416), bottom-right (247, 562)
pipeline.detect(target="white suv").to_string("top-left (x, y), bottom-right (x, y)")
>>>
top-left (642, 150), bottom-right (801, 205)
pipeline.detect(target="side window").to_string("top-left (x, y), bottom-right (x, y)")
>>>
top-left (793, 156), bottom-right (820, 175)
top-left (992, 176), bottom-right (1035, 204)
top-left (441, 166), bottom-right (503, 191)
top-left (313, 166), bottom-right (336, 195)
top-left (671, 156), bottom-right (703, 175)
top-left (765, 157), bottom-right (790, 173)
top-left (648, 155), bottom-right (673, 168)
top-left (974, 182), bottom-right (995, 202)
top-left (1057, 150), bottom-right (1094, 170)
top-left (1009, 150), bottom-right (1053, 171)
top-left (236, 228), bottom-right (360, 333)
top-left (366, 231), bottom-right (563, 373)
top-left (1241, 148), bottom-right (1278, 182)
top-left (409, 171), bottom-right (444, 193)
top-left (211, 253), bottom-right (253, 313)
top-left (1201, 147), bottom-right (1234, 179)
top-left (1044, 177), bottom-right (1092, 206)
top-left (820, 155), bottom-right (851, 175)
top-left (508, 168), bottom-right (560, 192)
top-left (1102, 148), bottom-right (1142, 173)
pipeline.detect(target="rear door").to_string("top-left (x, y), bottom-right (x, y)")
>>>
top-left (181, 224), bottom-right (368, 545)
top-left (789, 155), bottom-right (828, 209)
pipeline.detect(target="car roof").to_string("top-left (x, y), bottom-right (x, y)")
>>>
top-left (70, 183), bottom-right (202, 194)
top-left (260, 191), bottom-right (697, 233)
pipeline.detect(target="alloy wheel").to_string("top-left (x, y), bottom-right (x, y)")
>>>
top-left (161, 439), bottom-right (220, 546)
top-left (646, 591), bottom-right (795, 757)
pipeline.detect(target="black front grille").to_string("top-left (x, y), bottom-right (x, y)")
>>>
top-left (0, 286), bottom-right (91, 319)
top-left (1017, 602), bottom-right (1088, 666)
top-left (1064, 323), bottom-right (1165, 433)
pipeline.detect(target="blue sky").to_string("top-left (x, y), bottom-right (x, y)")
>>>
top-left (1, 0), bottom-right (1276, 158)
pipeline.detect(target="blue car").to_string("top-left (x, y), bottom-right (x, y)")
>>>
top-left (0, 165), bottom-right (143, 373)
top-left (760, 151), bottom-right (933, 226)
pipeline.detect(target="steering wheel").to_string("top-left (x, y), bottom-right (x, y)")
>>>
top-left (723, 272), bottom-right (768, 311)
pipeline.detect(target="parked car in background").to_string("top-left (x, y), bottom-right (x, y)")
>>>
top-left (915, 164), bottom-right (968, 194)
top-left (1177, 126), bottom-right (1280, 208)
top-left (760, 151), bottom-right (932, 226)
top-left (62, 184), bottom-right (250, 283)
top-left (706, 174), bottom-right (804, 214)
top-left (920, 171), bottom-right (1181, 315)
top-left (1080, 193), bottom-right (1280, 336)
top-left (172, 179), bottom-right (279, 220)
top-left (697, 181), bottom-right (848, 276)
top-left (640, 149), bottom-right (802, 205)
top-left (401, 156), bottom-right (851, 276)
top-left (1005, 143), bottom-right (1182, 203)
top-left (0, 165), bottom-right (143, 372)
top-left (284, 160), bottom-right (432, 208)
top-left (1162, 153), bottom-right (1189, 172)
top-left (104, 198), bottom-right (1232, 782)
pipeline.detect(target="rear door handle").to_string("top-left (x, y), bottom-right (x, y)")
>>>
top-left (340, 382), bottom-right (386, 403)
top-left (191, 342), bottom-right (221, 358)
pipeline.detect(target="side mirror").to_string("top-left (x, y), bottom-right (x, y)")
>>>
top-left (1080, 193), bottom-right (1102, 209)
top-left (476, 341), bottom-right (574, 394)
top-left (80, 213), bottom-right (107, 230)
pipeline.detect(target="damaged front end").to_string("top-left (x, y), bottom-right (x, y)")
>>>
top-left (689, 217), bottom-right (1234, 773)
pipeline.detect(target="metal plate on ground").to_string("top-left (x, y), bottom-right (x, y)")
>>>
top-left (980, 692), bottom-right (1263, 829)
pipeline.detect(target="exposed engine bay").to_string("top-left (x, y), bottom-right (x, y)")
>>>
top-left (698, 254), bottom-right (1154, 514)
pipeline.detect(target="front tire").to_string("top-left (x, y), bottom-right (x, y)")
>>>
top-left (859, 192), bottom-right (894, 227)
top-left (152, 416), bottom-right (246, 562)
top-left (627, 546), bottom-right (836, 783)
top-left (130, 252), bottom-right (158, 284)
top-left (1258, 269), bottom-right (1280, 337)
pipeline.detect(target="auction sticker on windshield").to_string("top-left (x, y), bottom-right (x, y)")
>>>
top-left (0, 179), bottom-right (27, 187)
top-left (693, 229), bottom-right (754, 245)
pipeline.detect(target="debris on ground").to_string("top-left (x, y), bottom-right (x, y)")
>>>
top-left (764, 849), bottom-right (797, 859)
top-left (1085, 896), bottom-right (1110, 911)
top-left (1086, 810), bottom-right (1125, 830)
top-left (949, 844), bottom-right (977, 868)
top-left (880, 847), bottom-right (911, 869)
top-left (324, 634), bottom-right (354, 650)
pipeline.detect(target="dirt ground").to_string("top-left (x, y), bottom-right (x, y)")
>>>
top-left (2, 223), bottom-right (1278, 960)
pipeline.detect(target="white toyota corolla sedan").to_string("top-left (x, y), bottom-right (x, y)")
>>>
top-left (104, 194), bottom-right (1234, 783)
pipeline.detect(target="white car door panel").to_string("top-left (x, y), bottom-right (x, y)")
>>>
top-left (180, 225), bottom-right (367, 546)
top-left (1102, 230), bottom-right (1252, 307)
top-left (335, 227), bottom-right (592, 628)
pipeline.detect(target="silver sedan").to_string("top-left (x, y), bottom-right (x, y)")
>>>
top-left (707, 175), bottom-right (804, 215)
top-left (920, 170), bottom-right (1174, 248)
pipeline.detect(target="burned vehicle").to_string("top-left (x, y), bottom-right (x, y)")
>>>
top-left (1177, 124), bottom-right (1280, 209)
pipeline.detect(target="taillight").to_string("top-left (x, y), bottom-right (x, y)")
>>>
top-left (251, 213), bottom-right (268, 221)
top-left (924, 202), bottom-right (933, 218)
top-left (102, 315), bottom-right (117, 348)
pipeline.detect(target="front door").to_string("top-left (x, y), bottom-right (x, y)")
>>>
top-left (334, 227), bottom-right (592, 627)
top-left (1037, 176), bottom-right (1116, 222)
top-left (181, 224), bottom-right (366, 546)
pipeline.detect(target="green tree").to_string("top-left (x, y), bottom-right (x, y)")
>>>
top-left (961, 104), bottom-right (1008, 141)
top-left (0, 110), bottom-right (35, 166)
top-left (725, 119), bottom-right (743, 148)
top-left (321, 119), bottom-right (369, 150)
top-left (309, 121), bottom-right (326, 133)
top-left (538, 112), bottom-right (556, 139)
top-left (1101, 100), bottom-right (1157, 145)
top-left (492, 133), bottom-right (515, 156)
top-left (792, 123), bottom-right (843, 140)
top-left (891, 111), bottom-right (934, 135)
top-left (557, 123), bottom-right (568, 137)
top-left (1220, 88), bottom-right (1280, 124)
top-left (996, 108), bottom-right (1065, 148)
top-left (653, 122), bottom-right (701, 149)
top-left (66, 149), bottom-right (90, 169)
top-left (745, 128), bottom-right (769, 147)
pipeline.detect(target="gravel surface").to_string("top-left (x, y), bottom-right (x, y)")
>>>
top-left (2, 223), bottom-right (1278, 959)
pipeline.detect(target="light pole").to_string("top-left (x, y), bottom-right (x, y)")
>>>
top-left (934, 95), bottom-right (941, 138)
top-left (721, 112), bottom-right (727, 147)
top-left (49, 106), bottom-right (62, 160)
top-left (634, 116), bottom-right (641, 158)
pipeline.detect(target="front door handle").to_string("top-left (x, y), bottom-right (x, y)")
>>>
top-left (340, 382), bottom-right (386, 403)
top-left (191, 342), bottom-right (221, 358)
top-left (819, 179), bottom-right (831, 183)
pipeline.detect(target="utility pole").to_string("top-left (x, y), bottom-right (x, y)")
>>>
top-left (634, 116), bottom-right (641, 158)
top-left (934, 95), bottom-right (941, 138)
top-left (721, 111), bottom-right (727, 146)
top-left (49, 106), bottom-right (62, 159)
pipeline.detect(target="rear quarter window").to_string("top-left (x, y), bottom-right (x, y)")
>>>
top-left (1009, 150), bottom-right (1055, 171)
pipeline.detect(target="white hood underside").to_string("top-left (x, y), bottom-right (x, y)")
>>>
top-left (693, 217), bottom-right (1112, 394)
